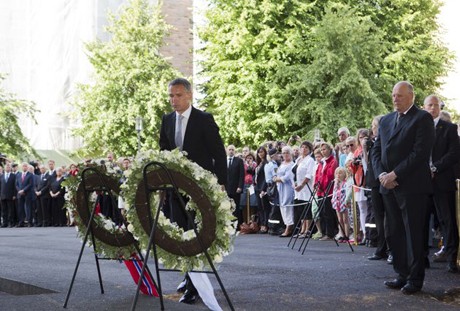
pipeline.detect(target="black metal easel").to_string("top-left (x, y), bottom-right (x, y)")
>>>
top-left (130, 161), bottom-right (234, 311)
top-left (299, 181), bottom-right (354, 255)
top-left (63, 167), bottom-right (157, 308)
top-left (287, 183), bottom-right (319, 249)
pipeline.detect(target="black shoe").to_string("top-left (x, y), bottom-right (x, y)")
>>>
top-left (368, 254), bottom-right (386, 261)
top-left (176, 279), bottom-right (187, 293)
top-left (401, 283), bottom-right (421, 295)
top-left (433, 251), bottom-right (448, 262)
top-left (387, 254), bottom-right (393, 264)
top-left (1, 224), bottom-right (7, 228)
top-left (447, 263), bottom-right (458, 273)
top-left (384, 279), bottom-right (406, 289)
top-left (179, 289), bottom-right (199, 304)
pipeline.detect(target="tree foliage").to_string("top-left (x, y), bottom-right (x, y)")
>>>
top-left (0, 74), bottom-right (38, 160)
top-left (199, 0), bottom-right (452, 145)
top-left (72, 0), bottom-right (179, 158)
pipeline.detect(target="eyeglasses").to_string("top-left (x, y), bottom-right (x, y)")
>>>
top-left (282, 152), bottom-right (290, 154)
top-left (346, 144), bottom-right (354, 147)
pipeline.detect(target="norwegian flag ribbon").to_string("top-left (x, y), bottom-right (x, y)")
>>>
top-left (123, 254), bottom-right (159, 297)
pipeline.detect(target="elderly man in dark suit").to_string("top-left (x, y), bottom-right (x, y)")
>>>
top-left (1, 162), bottom-right (17, 227)
top-left (159, 78), bottom-right (227, 305)
top-left (423, 95), bottom-right (460, 273)
top-left (372, 81), bottom-right (435, 294)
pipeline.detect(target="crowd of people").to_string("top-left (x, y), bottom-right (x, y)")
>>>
top-left (225, 85), bottom-right (460, 287)
top-left (0, 153), bottom-right (130, 229)
top-left (1, 80), bottom-right (459, 297)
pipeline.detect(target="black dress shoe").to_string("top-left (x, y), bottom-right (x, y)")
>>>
top-left (368, 254), bottom-right (386, 261)
top-left (447, 263), bottom-right (458, 273)
top-left (401, 283), bottom-right (421, 295)
top-left (433, 251), bottom-right (448, 262)
top-left (179, 289), bottom-right (199, 304)
top-left (176, 279), bottom-right (187, 293)
top-left (384, 279), bottom-right (406, 289)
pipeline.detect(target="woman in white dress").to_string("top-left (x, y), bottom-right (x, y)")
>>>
top-left (274, 146), bottom-right (295, 237)
top-left (293, 141), bottom-right (316, 238)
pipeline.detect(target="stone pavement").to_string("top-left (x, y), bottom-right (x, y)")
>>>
top-left (0, 227), bottom-right (459, 311)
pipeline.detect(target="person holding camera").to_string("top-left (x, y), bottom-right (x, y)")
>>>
top-left (349, 129), bottom-right (370, 245)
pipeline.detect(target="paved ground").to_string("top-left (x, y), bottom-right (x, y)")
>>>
top-left (0, 227), bottom-right (459, 310)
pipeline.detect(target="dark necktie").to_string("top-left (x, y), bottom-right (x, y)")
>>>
top-left (395, 112), bottom-right (404, 127)
top-left (228, 157), bottom-right (233, 168)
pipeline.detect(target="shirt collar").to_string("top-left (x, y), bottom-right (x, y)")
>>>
top-left (400, 104), bottom-right (413, 115)
top-left (434, 116), bottom-right (441, 127)
top-left (176, 105), bottom-right (192, 119)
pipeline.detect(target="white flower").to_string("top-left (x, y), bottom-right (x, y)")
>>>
top-left (123, 169), bottom-right (132, 178)
top-left (182, 230), bottom-right (195, 241)
top-left (221, 200), bottom-right (232, 211)
top-left (127, 224), bottom-right (134, 233)
top-left (214, 254), bottom-right (223, 263)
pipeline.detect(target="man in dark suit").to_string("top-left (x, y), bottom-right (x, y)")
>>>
top-left (372, 81), bottom-right (435, 294)
top-left (159, 78), bottom-right (227, 304)
top-left (35, 165), bottom-right (50, 227)
top-left (1, 162), bottom-right (17, 227)
top-left (225, 145), bottom-right (244, 229)
top-left (16, 162), bottom-right (34, 227)
top-left (423, 95), bottom-right (460, 273)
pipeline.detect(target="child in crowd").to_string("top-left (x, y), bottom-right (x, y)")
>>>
top-left (331, 167), bottom-right (351, 242)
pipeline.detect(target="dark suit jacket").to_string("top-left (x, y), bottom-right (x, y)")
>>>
top-left (0, 172), bottom-right (17, 200)
top-left (226, 156), bottom-right (244, 196)
top-left (431, 119), bottom-right (460, 192)
top-left (15, 171), bottom-right (34, 199)
top-left (36, 173), bottom-right (53, 199)
top-left (159, 106), bottom-right (227, 185)
top-left (371, 105), bottom-right (435, 195)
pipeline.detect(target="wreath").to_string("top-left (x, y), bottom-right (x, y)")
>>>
top-left (63, 161), bottom-right (137, 259)
top-left (122, 149), bottom-right (236, 273)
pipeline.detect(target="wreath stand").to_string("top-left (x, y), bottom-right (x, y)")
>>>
top-left (298, 181), bottom-right (354, 255)
top-left (63, 167), bottom-right (157, 308)
top-left (130, 161), bottom-right (234, 311)
top-left (287, 183), bottom-right (319, 249)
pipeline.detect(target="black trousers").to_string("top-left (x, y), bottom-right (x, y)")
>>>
top-left (1, 199), bottom-right (15, 226)
top-left (371, 187), bottom-right (388, 256)
top-left (382, 191), bottom-right (428, 287)
top-left (319, 196), bottom-right (338, 238)
top-left (431, 191), bottom-right (458, 263)
top-left (255, 190), bottom-right (270, 227)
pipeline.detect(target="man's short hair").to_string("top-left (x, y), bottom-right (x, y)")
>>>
top-left (169, 78), bottom-right (192, 92)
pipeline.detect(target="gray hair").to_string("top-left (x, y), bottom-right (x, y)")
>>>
top-left (168, 78), bottom-right (192, 92)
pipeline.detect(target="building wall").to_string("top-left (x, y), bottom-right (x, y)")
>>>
top-left (160, 0), bottom-right (194, 78)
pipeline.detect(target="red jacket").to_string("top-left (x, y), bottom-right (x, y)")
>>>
top-left (314, 155), bottom-right (338, 196)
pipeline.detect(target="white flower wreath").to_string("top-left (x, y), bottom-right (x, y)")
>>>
top-left (121, 149), bottom-right (236, 272)
top-left (63, 160), bottom-right (137, 259)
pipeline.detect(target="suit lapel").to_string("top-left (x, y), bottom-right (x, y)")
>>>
top-left (182, 107), bottom-right (195, 150)
top-left (388, 106), bottom-right (417, 142)
top-left (168, 112), bottom-right (177, 149)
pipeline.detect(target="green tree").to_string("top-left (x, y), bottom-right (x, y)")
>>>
top-left (72, 0), bottom-right (179, 158)
top-left (0, 74), bottom-right (38, 160)
top-left (199, 0), bottom-right (452, 145)
top-left (276, 3), bottom-right (389, 142)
